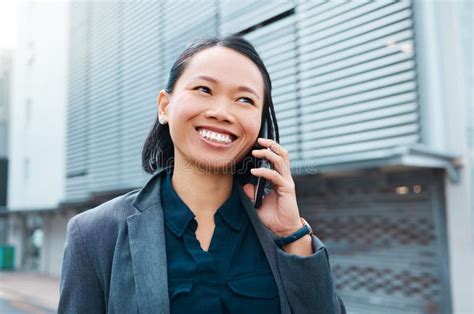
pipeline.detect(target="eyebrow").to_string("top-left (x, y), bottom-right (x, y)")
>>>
top-left (188, 74), bottom-right (260, 100)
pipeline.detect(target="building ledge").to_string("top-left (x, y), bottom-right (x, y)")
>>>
top-left (291, 144), bottom-right (463, 183)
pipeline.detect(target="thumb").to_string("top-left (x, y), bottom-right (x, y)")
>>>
top-left (243, 183), bottom-right (255, 200)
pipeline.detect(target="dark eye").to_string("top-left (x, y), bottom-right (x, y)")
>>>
top-left (238, 97), bottom-right (255, 105)
top-left (194, 85), bottom-right (211, 94)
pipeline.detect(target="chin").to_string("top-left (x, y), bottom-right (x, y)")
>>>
top-left (193, 158), bottom-right (237, 175)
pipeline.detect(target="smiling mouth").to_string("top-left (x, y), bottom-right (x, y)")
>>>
top-left (195, 127), bottom-right (238, 145)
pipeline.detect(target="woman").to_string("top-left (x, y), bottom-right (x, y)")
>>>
top-left (58, 35), bottom-right (346, 314)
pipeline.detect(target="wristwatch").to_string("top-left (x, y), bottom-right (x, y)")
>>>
top-left (274, 217), bottom-right (313, 248)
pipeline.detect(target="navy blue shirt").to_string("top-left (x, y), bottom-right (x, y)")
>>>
top-left (160, 170), bottom-right (280, 314)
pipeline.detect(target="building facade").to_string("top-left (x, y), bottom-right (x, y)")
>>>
top-left (4, 1), bottom-right (70, 274)
top-left (4, 0), bottom-right (472, 313)
top-left (0, 49), bottom-right (12, 243)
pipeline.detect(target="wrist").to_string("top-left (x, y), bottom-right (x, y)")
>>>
top-left (276, 219), bottom-right (305, 238)
top-left (274, 217), bottom-right (313, 248)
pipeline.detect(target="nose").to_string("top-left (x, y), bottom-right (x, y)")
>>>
top-left (203, 102), bottom-right (235, 124)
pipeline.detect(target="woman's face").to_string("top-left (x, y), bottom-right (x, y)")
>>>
top-left (158, 46), bottom-right (265, 173)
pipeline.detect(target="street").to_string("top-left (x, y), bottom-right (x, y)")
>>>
top-left (0, 271), bottom-right (58, 314)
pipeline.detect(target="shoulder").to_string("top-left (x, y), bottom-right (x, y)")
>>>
top-left (67, 189), bottom-right (140, 246)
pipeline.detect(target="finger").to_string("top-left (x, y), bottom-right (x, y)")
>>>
top-left (250, 167), bottom-right (288, 190)
top-left (251, 148), bottom-right (291, 178)
top-left (257, 138), bottom-right (289, 161)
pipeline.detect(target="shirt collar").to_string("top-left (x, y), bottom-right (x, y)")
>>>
top-left (160, 169), bottom-right (246, 238)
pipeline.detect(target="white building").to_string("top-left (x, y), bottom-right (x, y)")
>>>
top-left (0, 49), bottom-right (12, 242)
top-left (6, 1), bottom-right (70, 275)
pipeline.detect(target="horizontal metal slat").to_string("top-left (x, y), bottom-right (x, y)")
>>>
top-left (301, 92), bottom-right (416, 119)
top-left (298, 147), bottom-right (394, 167)
top-left (299, 3), bottom-right (412, 51)
top-left (165, 4), bottom-right (215, 34)
top-left (272, 80), bottom-right (298, 97)
top-left (268, 66), bottom-right (298, 83)
top-left (295, 1), bottom-right (344, 20)
top-left (300, 71), bottom-right (416, 105)
top-left (273, 91), bottom-right (297, 106)
top-left (304, 124), bottom-right (419, 150)
top-left (245, 15), bottom-right (295, 45)
top-left (219, 0), bottom-right (263, 20)
top-left (302, 102), bottom-right (418, 129)
top-left (300, 59), bottom-right (415, 95)
top-left (299, 1), bottom-right (409, 39)
top-left (298, 1), bottom-right (385, 35)
top-left (301, 81), bottom-right (416, 112)
top-left (274, 99), bottom-right (298, 113)
top-left (299, 19), bottom-right (413, 59)
top-left (302, 134), bottom-right (419, 159)
top-left (303, 112), bottom-right (419, 141)
top-left (300, 41), bottom-right (414, 82)
top-left (255, 37), bottom-right (296, 62)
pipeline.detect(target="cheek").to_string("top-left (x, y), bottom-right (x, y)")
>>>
top-left (170, 96), bottom-right (202, 121)
top-left (241, 115), bottom-right (262, 140)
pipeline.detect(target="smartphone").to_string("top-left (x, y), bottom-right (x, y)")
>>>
top-left (253, 121), bottom-right (273, 209)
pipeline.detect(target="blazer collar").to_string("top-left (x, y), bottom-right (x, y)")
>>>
top-left (127, 165), bottom-right (291, 314)
top-left (130, 165), bottom-right (173, 212)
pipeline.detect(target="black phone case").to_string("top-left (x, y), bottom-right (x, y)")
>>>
top-left (253, 122), bottom-right (273, 209)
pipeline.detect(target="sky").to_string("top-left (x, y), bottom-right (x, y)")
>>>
top-left (0, 0), bottom-right (18, 49)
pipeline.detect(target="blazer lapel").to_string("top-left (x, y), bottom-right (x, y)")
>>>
top-left (127, 166), bottom-right (172, 314)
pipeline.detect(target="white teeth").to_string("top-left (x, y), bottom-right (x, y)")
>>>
top-left (198, 128), bottom-right (232, 144)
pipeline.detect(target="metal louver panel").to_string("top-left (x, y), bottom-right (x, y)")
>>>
top-left (220, 0), bottom-right (294, 35)
top-left (295, 0), bottom-right (421, 167)
top-left (87, 2), bottom-right (122, 192)
top-left (162, 0), bottom-right (218, 83)
top-left (65, 2), bottom-right (90, 201)
top-left (65, 0), bottom-right (424, 201)
top-left (120, 1), bottom-right (163, 187)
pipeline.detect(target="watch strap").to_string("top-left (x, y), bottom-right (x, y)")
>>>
top-left (274, 218), bottom-right (313, 248)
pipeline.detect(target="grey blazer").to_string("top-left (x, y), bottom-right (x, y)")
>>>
top-left (58, 166), bottom-right (346, 314)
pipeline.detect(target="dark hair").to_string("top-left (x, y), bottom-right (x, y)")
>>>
top-left (141, 35), bottom-right (280, 184)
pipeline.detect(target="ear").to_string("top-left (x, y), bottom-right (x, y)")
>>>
top-left (157, 89), bottom-right (170, 119)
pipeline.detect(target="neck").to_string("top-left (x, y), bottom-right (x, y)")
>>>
top-left (170, 158), bottom-right (234, 218)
